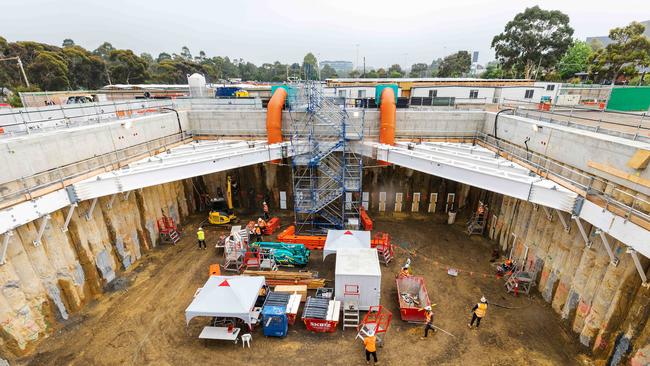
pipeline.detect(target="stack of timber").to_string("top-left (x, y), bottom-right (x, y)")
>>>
top-left (243, 270), bottom-right (326, 289)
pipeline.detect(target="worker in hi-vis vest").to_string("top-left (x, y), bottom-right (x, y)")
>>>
top-left (468, 296), bottom-right (488, 329)
top-left (197, 227), bottom-right (206, 250)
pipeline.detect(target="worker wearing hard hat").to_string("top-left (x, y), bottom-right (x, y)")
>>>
top-left (468, 296), bottom-right (488, 329)
top-left (397, 266), bottom-right (410, 278)
top-left (363, 330), bottom-right (378, 365)
top-left (254, 224), bottom-right (262, 242)
top-left (197, 227), bottom-right (206, 250)
top-left (422, 305), bottom-right (436, 338)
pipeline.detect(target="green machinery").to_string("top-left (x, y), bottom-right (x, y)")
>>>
top-left (249, 242), bottom-right (310, 267)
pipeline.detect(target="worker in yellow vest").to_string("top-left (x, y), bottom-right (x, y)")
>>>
top-left (363, 330), bottom-right (378, 365)
top-left (197, 227), bottom-right (206, 250)
top-left (468, 296), bottom-right (488, 329)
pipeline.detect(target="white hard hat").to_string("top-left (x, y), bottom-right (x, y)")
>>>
top-left (424, 306), bottom-right (432, 311)
top-left (198, 227), bottom-right (203, 230)
top-left (367, 330), bottom-right (375, 336)
top-left (263, 201), bottom-right (267, 204)
top-left (480, 296), bottom-right (487, 303)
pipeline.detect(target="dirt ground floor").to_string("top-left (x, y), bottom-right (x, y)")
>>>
top-left (20, 212), bottom-right (593, 366)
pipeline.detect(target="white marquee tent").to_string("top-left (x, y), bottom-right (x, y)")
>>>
top-left (185, 275), bottom-right (265, 326)
top-left (323, 230), bottom-right (371, 259)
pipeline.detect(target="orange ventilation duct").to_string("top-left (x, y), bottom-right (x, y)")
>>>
top-left (266, 87), bottom-right (287, 145)
top-left (379, 88), bottom-right (396, 146)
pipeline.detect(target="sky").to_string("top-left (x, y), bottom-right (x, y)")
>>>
top-left (1, 0), bottom-right (648, 69)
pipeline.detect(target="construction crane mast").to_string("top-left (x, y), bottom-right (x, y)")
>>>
top-left (0, 56), bottom-right (30, 88)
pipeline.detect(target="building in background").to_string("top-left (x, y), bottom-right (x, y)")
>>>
top-left (320, 60), bottom-right (354, 74)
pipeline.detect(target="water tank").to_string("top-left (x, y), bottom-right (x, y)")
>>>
top-left (187, 73), bottom-right (207, 98)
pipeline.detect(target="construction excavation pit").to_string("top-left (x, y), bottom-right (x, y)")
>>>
top-left (1, 82), bottom-right (650, 366)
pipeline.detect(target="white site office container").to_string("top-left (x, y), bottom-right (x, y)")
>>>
top-left (335, 248), bottom-right (382, 310)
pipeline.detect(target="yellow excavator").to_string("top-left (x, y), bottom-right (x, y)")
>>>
top-left (208, 176), bottom-right (237, 225)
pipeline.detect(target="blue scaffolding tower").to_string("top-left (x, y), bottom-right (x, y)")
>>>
top-left (288, 82), bottom-right (364, 234)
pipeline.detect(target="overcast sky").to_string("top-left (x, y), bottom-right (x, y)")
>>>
top-left (1, 0), bottom-right (647, 69)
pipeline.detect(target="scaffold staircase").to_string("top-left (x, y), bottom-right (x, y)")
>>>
top-left (343, 285), bottom-right (361, 330)
top-left (467, 204), bottom-right (489, 236)
top-left (289, 82), bottom-right (363, 234)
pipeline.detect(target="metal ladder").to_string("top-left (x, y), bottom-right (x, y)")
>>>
top-left (342, 285), bottom-right (360, 330)
top-left (168, 230), bottom-right (181, 244)
top-left (377, 245), bottom-right (393, 265)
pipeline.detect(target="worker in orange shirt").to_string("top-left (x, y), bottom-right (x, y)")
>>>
top-left (468, 296), bottom-right (488, 329)
top-left (421, 305), bottom-right (436, 338)
top-left (363, 330), bottom-right (378, 365)
top-left (257, 217), bottom-right (267, 234)
top-left (397, 266), bottom-right (410, 278)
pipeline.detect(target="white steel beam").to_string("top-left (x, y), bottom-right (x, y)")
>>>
top-left (0, 189), bottom-right (70, 235)
top-left (61, 203), bottom-right (77, 233)
top-left (361, 142), bottom-right (577, 212)
top-left (33, 214), bottom-right (51, 247)
top-left (556, 209), bottom-right (570, 233)
top-left (572, 216), bottom-right (592, 247)
top-left (596, 229), bottom-right (619, 266)
top-left (627, 249), bottom-right (649, 287)
top-left (0, 231), bottom-right (13, 265)
top-left (85, 198), bottom-right (98, 221)
top-left (72, 141), bottom-right (292, 201)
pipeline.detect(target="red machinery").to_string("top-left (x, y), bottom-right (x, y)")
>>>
top-left (302, 297), bottom-right (341, 333)
top-left (157, 216), bottom-right (180, 244)
top-left (263, 217), bottom-right (281, 235)
top-left (396, 276), bottom-right (431, 322)
top-left (360, 207), bottom-right (373, 230)
top-left (277, 225), bottom-right (327, 250)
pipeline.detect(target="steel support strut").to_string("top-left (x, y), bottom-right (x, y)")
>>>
top-left (85, 198), bottom-right (98, 221)
top-left (61, 203), bottom-right (77, 232)
top-left (33, 214), bottom-right (51, 246)
top-left (106, 193), bottom-right (117, 209)
top-left (572, 216), bottom-right (592, 247)
top-left (0, 231), bottom-right (13, 265)
top-left (627, 249), bottom-right (649, 287)
top-left (542, 205), bottom-right (553, 221)
top-left (597, 229), bottom-right (619, 266)
top-left (556, 209), bottom-right (570, 233)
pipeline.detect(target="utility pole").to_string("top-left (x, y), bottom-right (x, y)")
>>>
top-left (355, 44), bottom-right (360, 72)
top-left (0, 56), bottom-right (30, 87)
top-left (363, 57), bottom-right (366, 78)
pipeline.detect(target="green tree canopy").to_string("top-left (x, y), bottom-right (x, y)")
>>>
top-left (558, 41), bottom-right (592, 79)
top-left (590, 22), bottom-right (650, 83)
top-left (491, 6), bottom-right (574, 78)
top-left (27, 51), bottom-right (70, 90)
top-left (108, 49), bottom-right (149, 84)
top-left (62, 39), bottom-right (75, 48)
top-left (302, 52), bottom-right (318, 80)
top-left (93, 42), bottom-right (114, 60)
top-left (320, 64), bottom-right (338, 79)
top-left (437, 51), bottom-right (471, 77)
top-left (409, 63), bottom-right (429, 77)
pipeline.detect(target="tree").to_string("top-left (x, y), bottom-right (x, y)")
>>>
top-left (157, 52), bottom-right (172, 62)
top-left (481, 61), bottom-right (505, 79)
top-left (437, 51), bottom-right (471, 77)
top-left (180, 46), bottom-right (192, 61)
top-left (364, 69), bottom-right (379, 78)
top-left (491, 6), bottom-right (574, 78)
top-left (558, 41), bottom-right (592, 79)
top-left (303, 52), bottom-right (318, 80)
top-left (27, 51), bottom-right (70, 90)
top-left (108, 49), bottom-right (149, 84)
top-left (62, 39), bottom-right (75, 48)
top-left (348, 69), bottom-right (361, 78)
top-left (590, 22), bottom-right (650, 84)
top-left (93, 42), bottom-right (114, 60)
top-left (409, 63), bottom-right (429, 78)
top-left (320, 64), bottom-right (338, 79)
top-left (388, 64), bottom-right (403, 77)
top-left (63, 46), bottom-right (106, 89)
top-left (376, 68), bottom-right (387, 78)
top-left (430, 58), bottom-right (443, 76)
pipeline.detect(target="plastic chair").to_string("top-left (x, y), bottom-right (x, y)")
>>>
top-left (241, 333), bottom-right (252, 348)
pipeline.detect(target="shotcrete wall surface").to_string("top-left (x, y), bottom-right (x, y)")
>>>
top-left (0, 181), bottom-right (188, 356)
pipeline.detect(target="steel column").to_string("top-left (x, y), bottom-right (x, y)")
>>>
top-left (85, 198), bottom-right (98, 221)
top-left (597, 229), bottom-right (619, 266)
top-left (0, 231), bottom-right (13, 265)
top-left (572, 216), bottom-right (592, 247)
top-left (61, 203), bottom-right (77, 232)
top-left (33, 214), bottom-right (51, 247)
